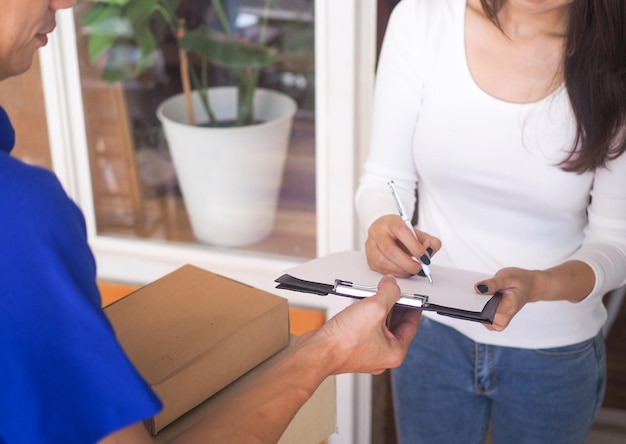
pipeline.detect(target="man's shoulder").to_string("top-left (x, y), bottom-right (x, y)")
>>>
top-left (0, 155), bottom-right (82, 239)
top-left (0, 155), bottom-right (69, 205)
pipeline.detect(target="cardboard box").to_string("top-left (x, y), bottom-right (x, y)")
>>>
top-left (104, 264), bottom-right (290, 434)
top-left (154, 335), bottom-right (337, 444)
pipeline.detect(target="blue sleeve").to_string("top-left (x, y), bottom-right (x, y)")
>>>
top-left (0, 157), bottom-right (161, 443)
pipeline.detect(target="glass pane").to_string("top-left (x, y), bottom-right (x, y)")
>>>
top-left (74, 0), bottom-right (316, 260)
top-left (0, 53), bottom-right (52, 170)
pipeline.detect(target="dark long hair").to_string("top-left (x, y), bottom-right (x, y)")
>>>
top-left (480, 0), bottom-right (626, 173)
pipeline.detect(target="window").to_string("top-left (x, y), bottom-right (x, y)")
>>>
top-left (73, 0), bottom-right (316, 260)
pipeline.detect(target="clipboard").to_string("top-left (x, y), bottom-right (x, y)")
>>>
top-left (275, 251), bottom-right (502, 324)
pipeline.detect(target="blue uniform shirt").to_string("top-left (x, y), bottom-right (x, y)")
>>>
top-left (0, 107), bottom-right (162, 443)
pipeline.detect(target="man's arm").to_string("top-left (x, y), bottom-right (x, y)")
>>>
top-left (99, 275), bottom-right (420, 444)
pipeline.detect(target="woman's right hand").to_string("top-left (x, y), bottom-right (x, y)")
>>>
top-left (365, 214), bottom-right (442, 278)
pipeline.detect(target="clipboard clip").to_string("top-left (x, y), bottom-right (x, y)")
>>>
top-left (333, 279), bottom-right (429, 309)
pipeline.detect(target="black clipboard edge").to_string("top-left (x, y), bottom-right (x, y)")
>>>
top-left (275, 274), bottom-right (502, 324)
top-left (275, 274), bottom-right (334, 296)
top-left (425, 292), bottom-right (502, 324)
top-left (275, 274), bottom-right (425, 309)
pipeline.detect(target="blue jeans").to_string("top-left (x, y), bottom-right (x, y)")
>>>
top-left (391, 317), bottom-right (606, 444)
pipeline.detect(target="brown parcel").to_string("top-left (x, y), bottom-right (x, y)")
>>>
top-left (104, 264), bottom-right (290, 435)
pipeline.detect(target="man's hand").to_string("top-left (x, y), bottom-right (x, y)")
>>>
top-left (302, 275), bottom-right (421, 375)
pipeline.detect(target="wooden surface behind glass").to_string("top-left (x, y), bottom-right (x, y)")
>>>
top-left (0, 53), bottom-right (52, 170)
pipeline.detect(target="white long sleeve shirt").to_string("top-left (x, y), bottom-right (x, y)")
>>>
top-left (356, 0), bottom-right (626, 348)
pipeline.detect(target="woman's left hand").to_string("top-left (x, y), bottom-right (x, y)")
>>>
top-left (475, 260), bottom-right (596, 331)
top-left (474, 267), bottom-right (544, 332)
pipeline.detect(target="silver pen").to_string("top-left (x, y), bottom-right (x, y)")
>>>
top-left (387, 180), bottom-right (434, 283)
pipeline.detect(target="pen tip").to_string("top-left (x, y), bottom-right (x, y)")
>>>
top-left (427, 275), bottom-right (433, 284)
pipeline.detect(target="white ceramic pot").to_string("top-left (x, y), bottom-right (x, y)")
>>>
top-left (157, 87), bottom-right (297, 247)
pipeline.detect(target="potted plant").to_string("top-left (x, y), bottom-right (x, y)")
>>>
top-left (81, 0), bottom-right (298, 247)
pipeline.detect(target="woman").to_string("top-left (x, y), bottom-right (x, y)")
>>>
top-left (0, 1), bottom-right (420, 443)
top-left (356, 0), bottom-right (626, 442)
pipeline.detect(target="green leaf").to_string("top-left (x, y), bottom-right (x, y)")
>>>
top-left (87, 16), bottom-right (133, 37)
top-left (86, 33), bottom-right (118, 64)
top-left (80, 3), bottom-right (120, 26)
top-left (81, 4), bottom-right (126, 63)
top-left (89, 0), bottom-right (131, 5)
top-left (121, 0), bottom-right (158, 26)
top-left (134, 25), bottom-right (158, 72)
top-left (179, 28), bottom-right (278, 70)
top-left (101, 45), bottom-right (137, 82)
